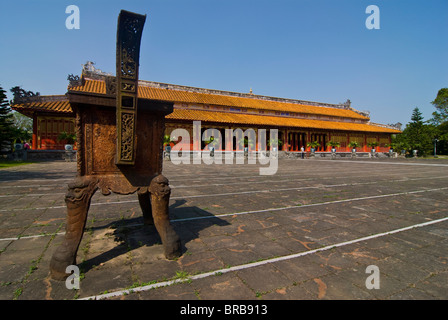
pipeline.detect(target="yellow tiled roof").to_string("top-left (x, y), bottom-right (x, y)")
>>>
top-left (167, 108), bottom-right (400, 133)
top-left (13, 97), bottom-right (398, 133)
top-left (69, 79), bottom-right (369, 120)
top-left (12, 99), bottom-right (72, 114)
top-left (70, 78), bottom-right (106, 95)
top-left (13, 79), bottom-right (399, 133)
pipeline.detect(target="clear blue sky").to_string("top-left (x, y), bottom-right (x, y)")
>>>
top-left (1, 0), bottom-right (447, 125)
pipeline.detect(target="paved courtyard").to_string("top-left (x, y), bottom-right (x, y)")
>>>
top-left (0, 157), bottom-right (447, 300)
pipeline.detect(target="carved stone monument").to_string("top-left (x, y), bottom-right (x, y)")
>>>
top-left (50, 10), bottom-right (181, 280)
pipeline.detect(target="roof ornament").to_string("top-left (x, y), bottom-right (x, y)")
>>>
top-left (81, 61), bottom-right (113, 79)
top-left (342, 99), bottom-right (351, 109)
top-left (249, 88), bottom-right (253, 95)
top-left (67, 74), bottom-right (81, 87)
top-left (82, 61), bottom-right (96, 73)
top-left (10, 86), bottom-right (40, 104)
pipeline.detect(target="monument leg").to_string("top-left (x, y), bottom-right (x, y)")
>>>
top-left (50, 177), bottom-right (98, 280)
top-left (138, 191), bottom-right (154, 225)
top-left (149, 175), bottom-right (181, 260)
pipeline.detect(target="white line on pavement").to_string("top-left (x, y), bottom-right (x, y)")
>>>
top-left (2, 186), bottom-right (447, 242)
top-left (317, 159), bottom-right (448, 167)
top-left (1, 173), bottom-right (447, 211)
top-left (173, 186), bottom-right (448, 222)
top-left (80, 215), bottom-right (448, 300)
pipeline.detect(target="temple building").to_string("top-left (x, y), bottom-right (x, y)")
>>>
top-left (11, 65), bottom-right (401, 153)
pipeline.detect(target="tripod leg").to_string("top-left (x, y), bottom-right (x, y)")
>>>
top-left (50, 176), bottom-right (98, 280)
top-left (149, 175), bottom-right (181, 260)
top-left (138, 190), bottom-right (154, 225)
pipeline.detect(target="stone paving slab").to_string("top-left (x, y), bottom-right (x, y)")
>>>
top-left (0, 158), bottom-right (447, 302)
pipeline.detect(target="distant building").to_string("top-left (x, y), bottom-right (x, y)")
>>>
top-left (11, 66), bottom-right (400, 152)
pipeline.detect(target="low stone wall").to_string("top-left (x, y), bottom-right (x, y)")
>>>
top-left (16, 150), bottom-right (77, 161)
top-left (161, 150), bottom-right (397, 161)
top-left (282, 151), bottom-right (398, 159)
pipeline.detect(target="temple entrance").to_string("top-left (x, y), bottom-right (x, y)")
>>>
top-left (310, 133), bottom-right (327, 151)
top-left (37, 117), bottom-right (75, 150)
top-left (288, 132), bottom-right (306, 151)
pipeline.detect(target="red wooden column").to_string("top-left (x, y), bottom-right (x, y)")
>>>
top-left (346, 133), bottom-right (350, 152)
top-left (290, 131), bottom-right (293, 151)
top-left (225, 126), bottom-right (232, 151)
top-left (302, 133), bottom-right (307, 150)
top-left (32, 112), bottom-right (38, 150)
top-left (307, 131), bottom-right (311, 151)
top-left (294, 133), bottom-right (298, 151)
top-left (293, 133), bottom-right (296, 151)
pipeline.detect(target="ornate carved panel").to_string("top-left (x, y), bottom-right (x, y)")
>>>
top-left (115, 10), bottom-right (146, 165)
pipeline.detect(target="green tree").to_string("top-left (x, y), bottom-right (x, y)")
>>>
top-left (326, 141), bottom-right (341, 148)
top-left (12, 111), bottom-right (32, 133)
top-left (390, 133), bottom-right (409, 153)
top-left (0, 86), bottom-right (14, 150)
top-left (401, 107), bottom-right (434, 156)
top-left (429, 88), bottom-right (448, 155)
top-left (434, 121), bottom-right (448, 155)
top-left (348, 141), bottom-right (360, 149)
top-left (306, 141), bottom-right (320, 149)
top-left (10, 112), bottom-right (32, 145)
top-left (431, 88), bottom-right (448, 124)
top-left (367, 141), bottom-right (379, 150)
top-left (238, 136), bottom-right (255, 149)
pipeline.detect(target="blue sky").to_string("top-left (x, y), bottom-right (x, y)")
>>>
top-left (0, 0), bottom-right (447, 125)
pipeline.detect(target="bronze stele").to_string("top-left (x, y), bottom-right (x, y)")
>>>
top-left (50, 10), bottom-right (181, 280)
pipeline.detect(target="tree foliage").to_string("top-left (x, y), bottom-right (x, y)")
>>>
top-left (0, 86), bottom-right (34, 151)
top-left (431, 88), bottom-right (448, 124)
top-left (405, 108), bottom-right (433, 155)
top-left (326, 141), bottom-right (341, 148)
top-left (12, 111), bottom-right (32, 132)
top-left (430, 88), bottom-right (448, 154)
top-left (393, 102), bottom-right (447, 156)
top-left (0, 86), bottom-right (14, 149)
